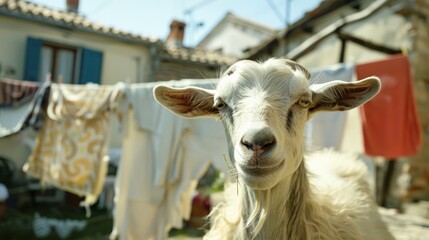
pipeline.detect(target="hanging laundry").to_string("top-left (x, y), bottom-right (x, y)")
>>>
top-left (0, 78), bottom-right (50, 138)
top-left (307, 64), bottom-right (362, 152)
top-left (112, 80), bottom-right (228, 240)
top-left (0, 78), bottom-right (39, 106)
top-left (356, 55), bottom-right (422, 158)
top-left (23, 83), bottom-right (122, 209)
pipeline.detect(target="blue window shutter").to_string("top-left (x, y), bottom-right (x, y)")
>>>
top-left (79, 48), bottom-right (103, 84)
top-left (24, 37), bottom-right (42, 81)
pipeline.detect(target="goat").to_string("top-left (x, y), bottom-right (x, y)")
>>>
top-left (153, 59), bottom-right (393, 239)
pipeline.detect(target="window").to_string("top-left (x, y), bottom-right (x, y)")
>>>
top-left (39, 43), bottom-right (77, 84)
top-left (24, 37), bottom-right (103, 84)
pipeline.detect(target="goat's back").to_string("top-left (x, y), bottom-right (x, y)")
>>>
top-left (306, 149), bottom-right (393, 240)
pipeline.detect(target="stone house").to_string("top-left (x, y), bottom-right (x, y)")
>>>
top-left (196, 12), bottom-right (276, 58)
top-left (0, 0), bottom-right (235, 84)
top-left (244, 0), bottom-right (429, 204)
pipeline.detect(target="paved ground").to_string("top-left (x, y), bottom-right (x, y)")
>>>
top-left (381, 204), bottom-right (429, 240)
top-left (170, 202), bottom-right (429, 240)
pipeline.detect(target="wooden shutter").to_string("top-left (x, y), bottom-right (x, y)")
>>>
top-left (79, 48), bottom-right (103, 84)
top-left (23, 37), bottom-right (42, 81)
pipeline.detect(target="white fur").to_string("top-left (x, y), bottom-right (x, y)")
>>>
top-left (153, 59), bottom-right (393, 239)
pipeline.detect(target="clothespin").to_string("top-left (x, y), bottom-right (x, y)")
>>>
top-left (401, 47), bottom-right (409, 57)
top-left (57, 74), bottom-right (63, 84)
top-left (44, 73), bottom-right (52, 83)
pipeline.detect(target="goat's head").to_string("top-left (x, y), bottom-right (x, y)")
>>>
top-left (154, 59), bottom-right (380, 190)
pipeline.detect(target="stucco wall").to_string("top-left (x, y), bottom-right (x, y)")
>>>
top-left (199, 20), bottom-right (273, 58)
top-left (0, 16), bottom-right (152, 84)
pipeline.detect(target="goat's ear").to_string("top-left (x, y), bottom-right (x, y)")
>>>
top-left (153, 85), bottom-right (219, 118)
top-left (309, 76), bottom-right (381, 114)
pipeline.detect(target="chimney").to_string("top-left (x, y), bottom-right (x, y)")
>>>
top-left (66, 0), bottom-right (79, 13)
top-left (166, 20), bottom-right (186, 47)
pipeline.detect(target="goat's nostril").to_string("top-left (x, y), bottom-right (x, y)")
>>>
top-left (240, 128), bottom-right (276, 152)
top-left (259, 138), bottom-right (275, 152)
top-left (241, 139), bottom-right (253, 150)
top-left (263, 138), bottom-right (275, 148)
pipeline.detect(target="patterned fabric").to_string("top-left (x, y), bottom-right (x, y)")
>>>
top-left (0, 78), bottom-right (39, 107)
top-left (23, 83), bottom-right (122, 206)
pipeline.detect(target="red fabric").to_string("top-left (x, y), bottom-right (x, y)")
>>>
top-left (356, 55), bottom-right (422, 158)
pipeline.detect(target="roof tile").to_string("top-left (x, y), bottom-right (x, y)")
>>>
top-left (163, 45), bottom-right (237, 65)
top-left (0, 0), bottom-right (160, 44)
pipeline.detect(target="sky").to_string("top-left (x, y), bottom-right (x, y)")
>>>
top-left (27, 0), bottom-right (322, 46)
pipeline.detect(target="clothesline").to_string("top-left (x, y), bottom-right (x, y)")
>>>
top-left (0, 55), bottom-right (423, 240)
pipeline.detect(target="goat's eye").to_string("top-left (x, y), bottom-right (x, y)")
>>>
top-left (214, 99), bottom-right (227, 110)
top-left (297, 98), bottom-right (311, 108)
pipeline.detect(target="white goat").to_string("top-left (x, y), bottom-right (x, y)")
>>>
top-left (153, 59), bottom-right (393, 240)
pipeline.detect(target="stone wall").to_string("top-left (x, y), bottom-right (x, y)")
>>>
top-left (403, 0), bottom-right (429, 201)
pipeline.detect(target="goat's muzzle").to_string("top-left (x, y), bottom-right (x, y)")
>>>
top-left (239, 127), bottom-right (277, 166)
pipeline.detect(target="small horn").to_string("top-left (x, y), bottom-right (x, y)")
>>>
top-left (284, 59), bottom-right (311, 80)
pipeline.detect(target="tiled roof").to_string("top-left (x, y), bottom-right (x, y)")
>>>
top-left (0, 0), bottom-right (237, 66)
top-left (0, 0), bottom-right (160, 44)
top-left (162, 45), bottom-right (237, 66)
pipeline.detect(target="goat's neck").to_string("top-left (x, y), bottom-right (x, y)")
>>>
top-left (240, 159), bottom-right (311, 239)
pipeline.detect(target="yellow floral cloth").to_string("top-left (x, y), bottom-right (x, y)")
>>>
top-left (24, 83), bottom-right (121, 207)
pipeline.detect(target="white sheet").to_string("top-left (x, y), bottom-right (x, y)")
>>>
top-left (112, 80), bottom-right (228, 240)
top-left (307, 64), bottom-right (363, 153)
